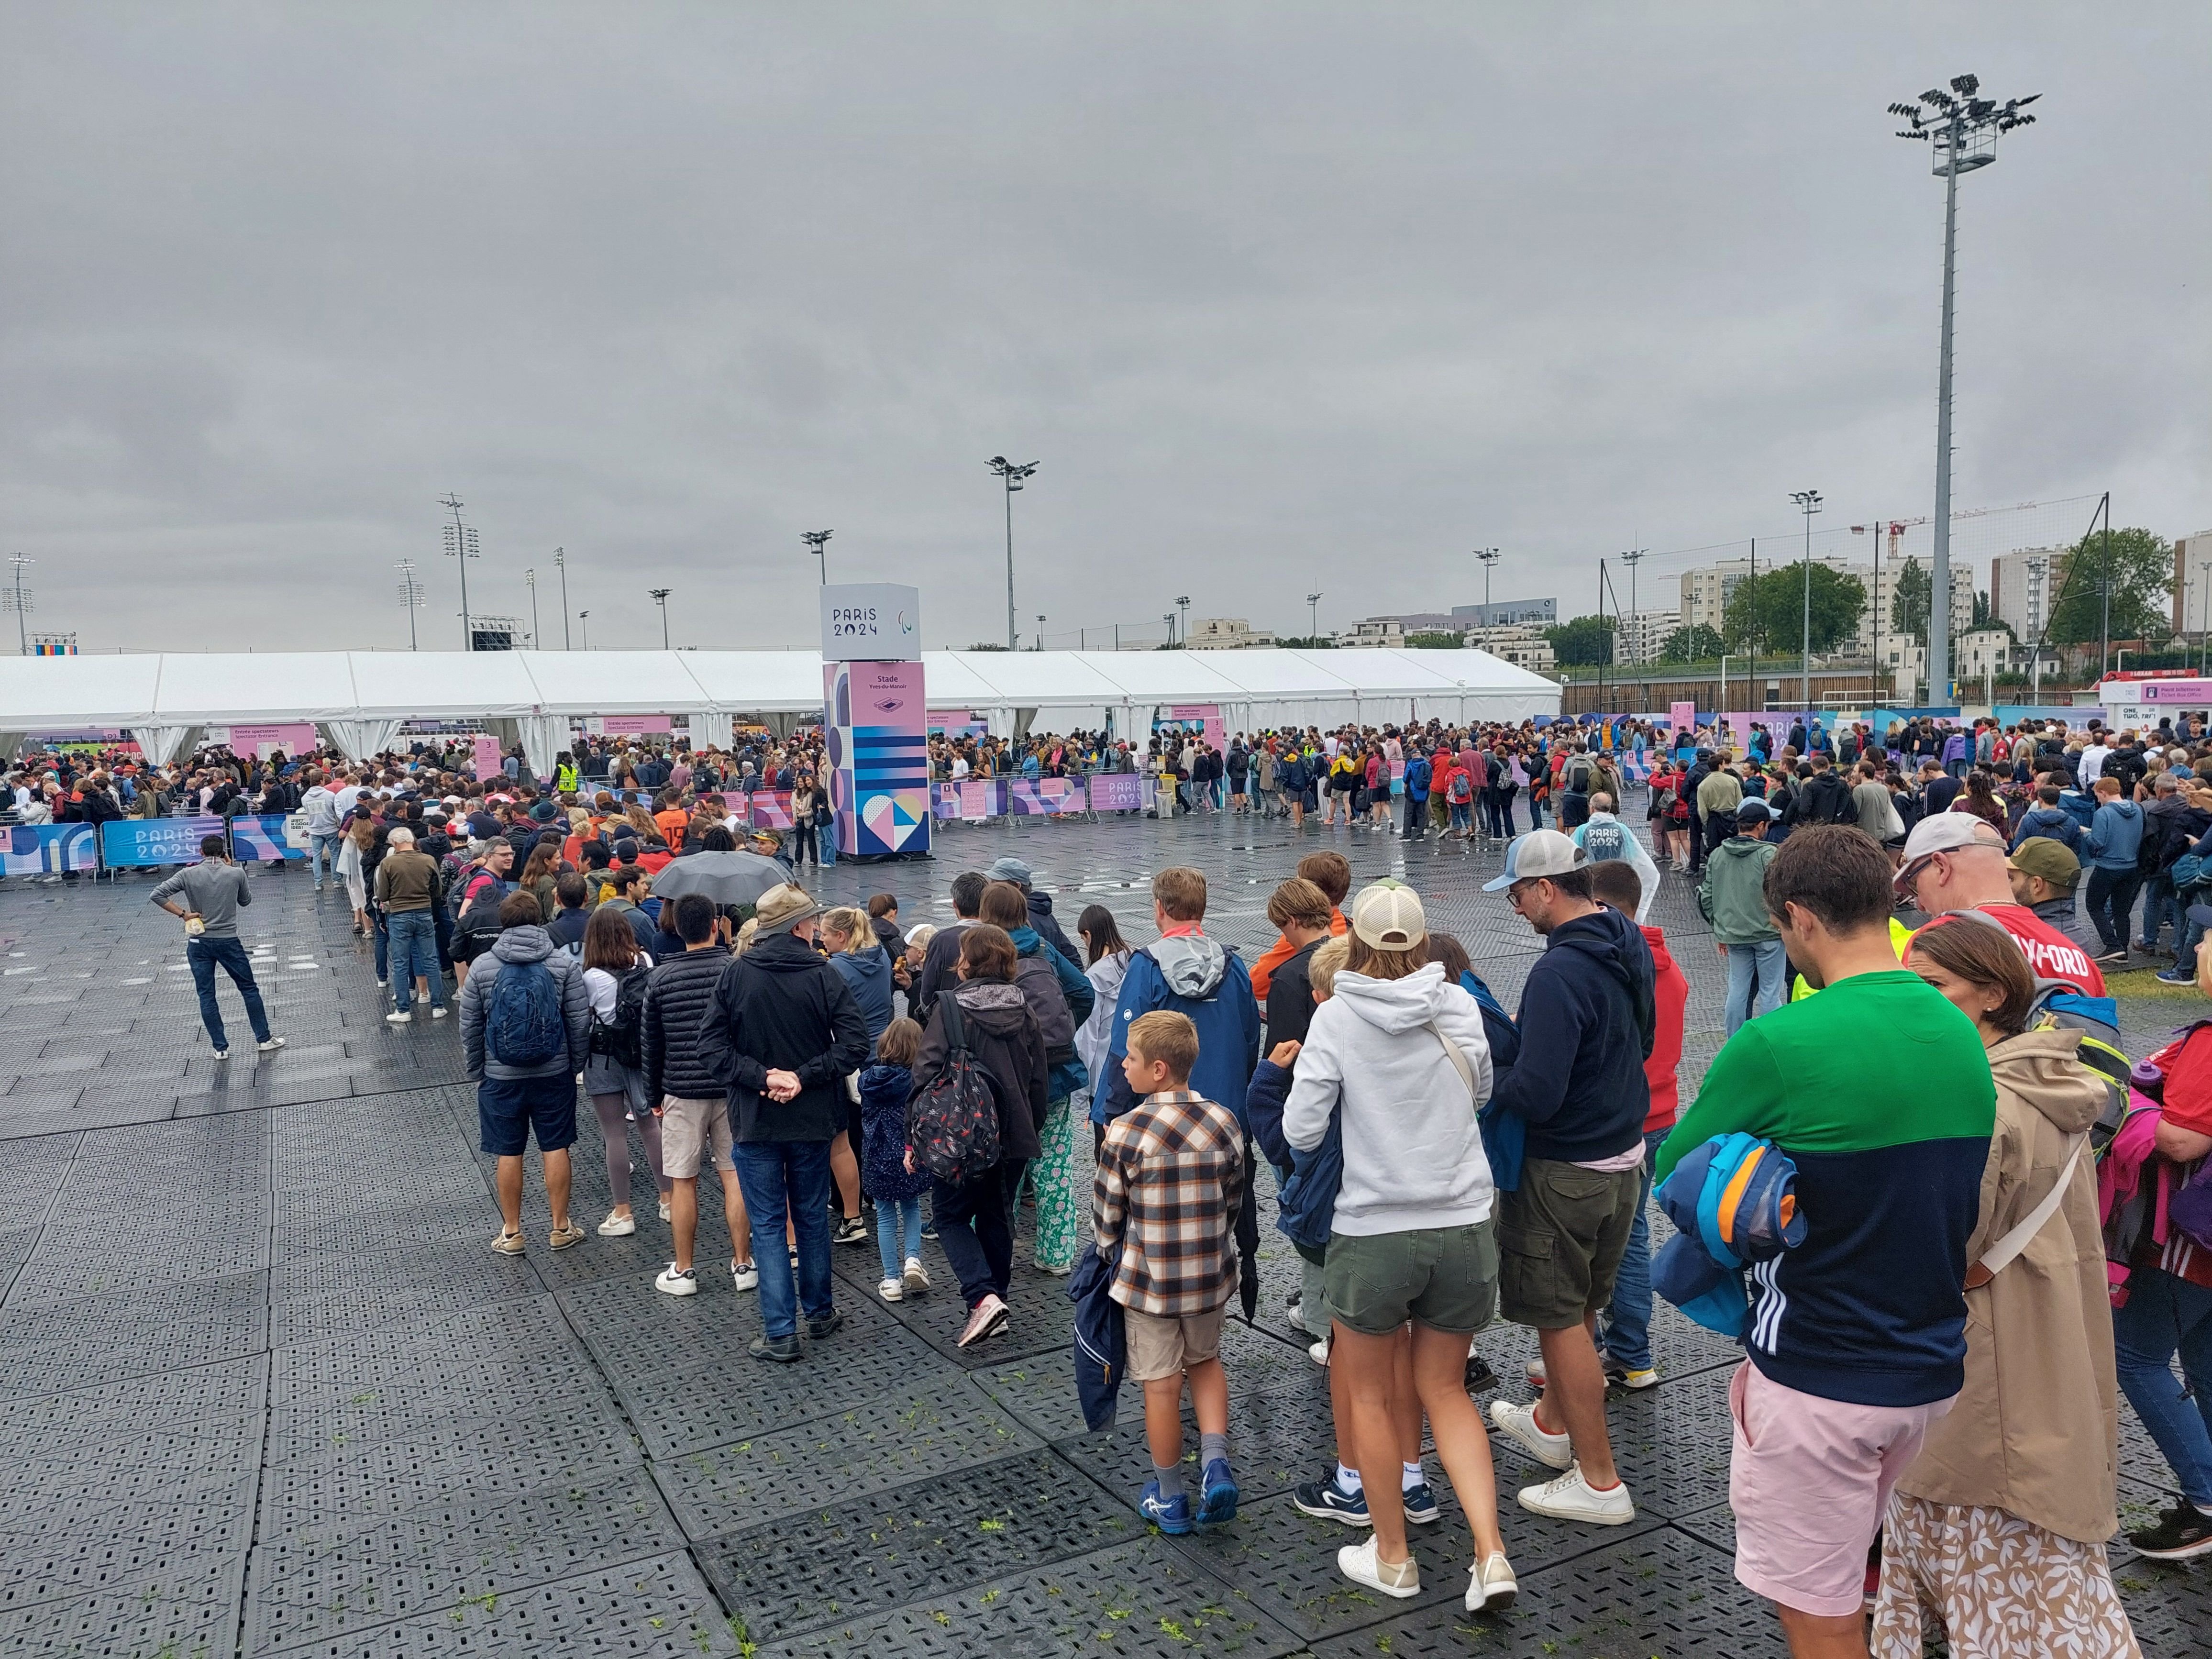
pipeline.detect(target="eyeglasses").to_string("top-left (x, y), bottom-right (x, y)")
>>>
top-left (1506, 879), bottom-right (1535, 910)
top-left (1898, 852), bottom-right (1941, 894)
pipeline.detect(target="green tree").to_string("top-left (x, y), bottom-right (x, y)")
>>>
top-left (1891, 558), bottom-right (1932, 647)
top-left (2045, 527), bottom-right (2174, 647)
top-left (1971, 590), bottom-right (1992, 629)
top-left (1405, 630), bottom-right (1464, 649)
top-left (1660, 623), bottom-right (1727, 663)
top-left (1276, 635), bottom-right (1336, 649)
top-left (1544, 613), bottom-right (1615, 667)
top-left (1721, 562), bottom-right (1869, 655)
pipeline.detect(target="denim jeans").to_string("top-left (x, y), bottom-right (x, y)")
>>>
top-left (306, 832), bottom-right (341, 886)
top-left (386, 910), bottom-right (443, 1010)
top-left (2139, 872), bottom-right (2178, 950)
top-left (1723, 938), bottom-right (1788, 1035)
top-left (1597, 1128), bottom-right (1672, 1372)
top-left (2179, 899), bottom-right (2209, 974)
top-left (2084, 867), bottom-right (2144, 954)
top-left (934, 1159), bottom-right (1028, 1309)
top-left (2111, 1266), bottom-right (2212, 1507)
top-left (732, 1140), bottom-right (836, 1340)
top-left (187, 936), bottom-right (271, 1050)
top-left (875, 1194), bottom-right (923, 1280)
top-left (816, 824), bottom-right (836, 866)
top-left (372, 907), bottom-right (389, 982)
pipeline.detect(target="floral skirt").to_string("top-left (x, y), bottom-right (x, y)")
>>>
top-left (1870, 1492), bottom-right (2139, 1659)
top-left (1031, 1096), bottom-right (1082, 1273)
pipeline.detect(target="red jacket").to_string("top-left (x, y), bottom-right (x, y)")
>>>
top-left (1640, 922), bottom-right (1688, 1132)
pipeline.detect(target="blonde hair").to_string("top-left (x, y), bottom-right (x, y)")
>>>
top-left (820, 906), bottom-right (870, 952)
top-left (1127, 1010), bottom-right (1199, 1087)
top-left (1307, 936), bottom-right (1352, 1000)
top-left (904, 922), bottom-right (936, 954)
top-left (732, 917), bottom-right (761, 956)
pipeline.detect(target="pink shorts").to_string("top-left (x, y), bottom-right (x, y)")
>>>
top-left (1727, 1360), bottom-right (1953, 1618)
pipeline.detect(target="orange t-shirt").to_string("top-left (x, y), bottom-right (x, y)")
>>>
top-left (653, 809), bottom-right (689, 849)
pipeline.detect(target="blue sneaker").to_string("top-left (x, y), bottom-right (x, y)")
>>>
top-left (2158, 967), bottom-right (2196, 985)
top-left (1401, 1481), bottom-right (1440, 1525)
top-left (1292, 1471), bottom-right (1371, 1526)
top-left (1140, 1480), bottom-right (1193, 1536)
top-left (1197, 1459), bottom-right (1239, 1528)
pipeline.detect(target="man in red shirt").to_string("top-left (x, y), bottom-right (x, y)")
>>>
top-left (1894, 815), bottom-right (2106, 995)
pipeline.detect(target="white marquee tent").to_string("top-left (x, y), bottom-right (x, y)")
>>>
top-left (0, 647), bottom-right (1561, 774)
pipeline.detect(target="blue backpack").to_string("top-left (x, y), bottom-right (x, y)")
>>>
top-left (487, 959), bottom-right (565, 1067)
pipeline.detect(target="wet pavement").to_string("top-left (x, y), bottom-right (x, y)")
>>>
top-left (0, 804), bottom-right (2203, 1656)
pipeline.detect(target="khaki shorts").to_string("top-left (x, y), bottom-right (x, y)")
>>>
top-left (661, 1095), bottom-right (735, 1178)
top-left (1497, 1156), bottom-right (1641, 1330)
top-left (1324, 1221), bottom-right (1499, 1337)
top-left (1124, 1304), bottom-right (1228, 1384)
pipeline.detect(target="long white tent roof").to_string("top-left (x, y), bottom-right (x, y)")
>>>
top-left (0, 647), bottom-right (1559, 728)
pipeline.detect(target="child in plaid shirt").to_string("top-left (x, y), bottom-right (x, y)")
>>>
top-left (1094, 1010), bottom-right (1246, 1534)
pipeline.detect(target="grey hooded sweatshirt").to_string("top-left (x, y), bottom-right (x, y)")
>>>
top-left (460, 923), bottom-right (593, 1082)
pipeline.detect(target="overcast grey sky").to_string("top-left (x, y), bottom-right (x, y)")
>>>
top-left (3, 3), bottom-right (2205, 655)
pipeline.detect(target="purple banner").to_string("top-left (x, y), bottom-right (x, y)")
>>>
top-left (1086, 772), bottom-right (1148, 813)
top-left (1008, 779), bottom-right (1085, 816)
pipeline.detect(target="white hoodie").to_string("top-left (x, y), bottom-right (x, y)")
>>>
top-left (1282, 962), bottom-right (1494, 1237)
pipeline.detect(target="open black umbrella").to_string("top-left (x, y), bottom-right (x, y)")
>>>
top-left (645, 850), bottom-right (789, 907)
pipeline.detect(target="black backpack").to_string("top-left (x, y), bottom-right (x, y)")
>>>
top-left (589, 961), bottom-right (653, 1069)
top-left (908, 994), bottom-right (1003, 1185)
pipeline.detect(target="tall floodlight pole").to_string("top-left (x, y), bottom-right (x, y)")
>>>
top-left (525, 568), bottom-right (539, 648)
top-left (1890, 76), bottom-right (2039, 706)
top-left (1474, 548), bottom-right (1501, 624)
top-left (1307, 591), bottom-right (1323, 642)
top-left (1175, 596), bottom-right (1191, 646)
top-left (554, 547), bottom-right (571, 649)
top-left (987, 456), bottom-right (1039, 651)
top-left (1791, 491), bottom-right (1823, 708)
top-left (396, 559), bottom-right (425, 650)
top-left (1619, 549), bottom-right (1645, 664)
top-left (649, 588), bottom-right (672, 649)
top-left (1036, 614), bottom-right (1047, 651)
top-left (1163, 612), bottom-right (1178, 648)
top-left (801, 530), bottom-right (832, 584)
top-left (4, 554), bottom-right (32, 654)
top-left (578, 610), bottom-right (590, 651)
top-left (439, 493), bottom-right (479, 650)
top-left (2197, 559), bottom-right (2212, 675)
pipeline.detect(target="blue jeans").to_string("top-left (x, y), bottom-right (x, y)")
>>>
top-left (2139, 872), bottom-right (2178, 950)
top-left (1597, 1128), bottom-right (1671, 1372)
top-left (732, 1140), bottom-right (835, 1340)
top-left (372, 908), bottom-right (389, 981)
top-left (2179, 899), bottom-right (2209, 974)
top-left (187, 936), bottom-right (271, 1050)
top-left (306, 831), bottom-right (341, 886)
top-left (1724, 939), bottom-right (1787, 1035)
top-left (876, 1194), bottom-right (924, 1280)
top-left (816, 823), bottom-right (836, 865)
top-left (2113, 1266), bottom-right (2212, 1506)
top-left (386, 910), bottom-right (443, 1010)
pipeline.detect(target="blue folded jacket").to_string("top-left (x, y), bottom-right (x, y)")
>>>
top-left (1652, 1132), bottom-right (1806, 1338)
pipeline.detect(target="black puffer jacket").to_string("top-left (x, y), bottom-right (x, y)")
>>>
top-left (642, 946), bottom-right (730, 1103)
top-left (697, 930), bottom-right (871, 1143)
top-left (913, 979), bottom-right (1049, 1163)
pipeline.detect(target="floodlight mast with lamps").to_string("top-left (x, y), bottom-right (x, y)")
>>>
top-left (1474, 548), bottom-right (1501, 626)
top-left (1306, 592), bottom-right (1322, 642)
top-left (554, 547), bottom-right (570, 649)
top-left (1889, 74), bottom-right (2039, 704)
top-left (1790, 491), bottom-right (1822, 705)
top-left (987, 456), bottom-right (1039, 651)
top-left (1619, 549), bottom-right (1645, 664)
top-left (648, 588), bottom-right (673, 649)
top-left (5, 554), bottom-right (32, 655)
top-left (439, 494), bottom-right (479, 651)
top-left (801, 530), bottom-right (832, 585)
top-left (396, 559), bottom-right (426, 651)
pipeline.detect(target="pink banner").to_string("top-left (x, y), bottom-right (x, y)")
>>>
top-left (601, 714), bottom-right (672, 735)
top-left (1668, 700), bottom-right (1696, 738)
top-left (222, 722), bottom-right (319, 753)
top-left (748, 791), bottom-right (796, 830)
top-left (472, 735), bottom-right (503, 781)
top-left (1086, 771), bottom-right (1149, 813)
top-left (1163, 704), bottom-right (1227, 754)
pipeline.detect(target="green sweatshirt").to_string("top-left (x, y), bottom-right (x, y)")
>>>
top-left (1698, 835), bottom-right (1779, 944)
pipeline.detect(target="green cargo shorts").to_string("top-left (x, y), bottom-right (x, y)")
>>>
top-left (1496, 1156), bottom-right (1642, 1331)
top-left (1323, 1219), bottom-right (1499, 1337)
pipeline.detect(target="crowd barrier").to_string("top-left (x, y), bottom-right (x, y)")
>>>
top-left (929, 772), bottom-right (1152, 821)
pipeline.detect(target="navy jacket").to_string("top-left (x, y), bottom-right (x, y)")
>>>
top-left (1490, 906), bottom-right (1652, 1163)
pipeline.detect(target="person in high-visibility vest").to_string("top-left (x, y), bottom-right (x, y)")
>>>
top-left (553, 758), bottom-right (579, 794)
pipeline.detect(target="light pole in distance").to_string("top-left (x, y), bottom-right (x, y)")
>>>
top-left (987, 456), bottom-right (1039, 651)
top-left (578, 610), bottom-right (590, 651)
top-left (1306, 591), bottom-right (1322, 643)
top-left (4, 554), bottom-right (33, 654)
top-left (801, 530), bottom-right (832, 584)
top-left (1889, 75), bottom-right (2039, 705)
top-left (1790, 490), bottom-right (1823, 707)
top-left (1036, 614), bottom-right (1047, 652)
top-left (396, 559), bottom-right (425, 651)
top-left (649, 589), bottom-right (672, 649)
top-left (554, 547), bottom-right (571, 649)
top-left (1619, 548), bottom-right (1645, 664)
top-left (440, 494), bottom-right (480, 649)
top-left (525, 568), bottom-right (540, 648)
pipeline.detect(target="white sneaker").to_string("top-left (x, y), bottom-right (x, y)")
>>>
top-left (1523, 1357), bottom-right (1548, 1389)
top-left (902, 1256), bottom-right (930, 1297)
top-left (597, 1212), bottom-right (636, 1237)
top-left (658, 1199), bottom-right (672, 1222)
top-left (1517, 1463), bottom-right (1635, 1525)
top-left (385, 1010), bottom-right (412, 1025)
top-left (256, 1036), bottom-right (286, 1053)
top-left (1489, 1398), bottom-right (1574, 1471)
top-left (1308, 1337), bottom-right (1331, 1366)
top-left (1467, 1551), bottom-right (1517, 1612)
top-left (211, 1048), bottom-right (231, 1062)
top-left (1336, 1533), bottom-right (1420, 1599)
top-left (731, 1260), bottom-right (759, 1292)
top-left (430, 1006), bottom-right (449, 1019)
top-left (655, 1264), bottom-right (698, 1297)
top-left (879, 1276), bottom-right (904, 1302)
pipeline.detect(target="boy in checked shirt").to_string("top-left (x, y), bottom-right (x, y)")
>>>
top-left (1094, 1010), bottom-right (1245, 1534)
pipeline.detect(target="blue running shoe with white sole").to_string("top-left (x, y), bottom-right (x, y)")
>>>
top-left (1140, 1480), bottom-right (1194, 1536)
top-left (1292, 1471), bottom-right (1371, 1526)
top-left (1197, 1459), bottom-right (1239, 1528)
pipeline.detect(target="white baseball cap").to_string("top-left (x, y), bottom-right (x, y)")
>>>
top-left (1482, 829), bottom-right (1588, 892)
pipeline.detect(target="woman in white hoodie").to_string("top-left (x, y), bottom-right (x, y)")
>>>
top-left (1075, 904), bottom-right (1132, 1151)
top-left (1282, 880), bottom-right (1514, 1615)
